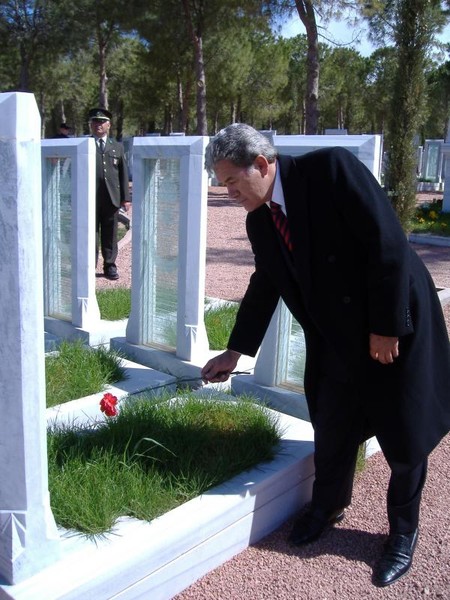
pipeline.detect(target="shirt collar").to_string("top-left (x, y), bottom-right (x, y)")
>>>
top-left (267, 160), bottom-right (286, 212)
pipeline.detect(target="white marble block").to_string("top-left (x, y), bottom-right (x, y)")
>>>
top-left (0, 92), bottom-right (60, 585)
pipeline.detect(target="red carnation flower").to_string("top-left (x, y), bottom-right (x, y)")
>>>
top-left (100, 392), bottom-right (118, 417)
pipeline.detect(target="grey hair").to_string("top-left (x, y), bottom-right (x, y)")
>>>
top-left (204, 123), bottom-right (277, 176)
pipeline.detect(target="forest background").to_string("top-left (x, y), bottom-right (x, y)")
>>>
top-left (0, 0), bottom-right (448, 141)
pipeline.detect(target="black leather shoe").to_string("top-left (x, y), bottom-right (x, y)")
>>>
top-left (288, 507), bottom-right (345, 546)
top-left (372, 529), bottom-right (418, 587)
top-left (104, 265), bottom-right (119, 280)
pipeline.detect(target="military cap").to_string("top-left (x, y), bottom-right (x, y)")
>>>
top-left (88, 107), bottom-right (112, 121)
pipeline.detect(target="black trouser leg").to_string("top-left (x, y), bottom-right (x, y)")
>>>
top-left (386, 458), bottom-right (427, 534)
top-left (100, 209), bottom-right (118, 267)
top-left (312, 376), bottom-right (364, 512)
top-left (96, 193), bottom-right (118, 268)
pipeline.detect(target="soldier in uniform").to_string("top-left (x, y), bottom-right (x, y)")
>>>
top-left (89, 107), bottom-right (130, 280)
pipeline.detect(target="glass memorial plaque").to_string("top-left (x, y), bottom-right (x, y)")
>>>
top-left (285, 317), bottom-right (306, 388)
top-left (272, 302), bottom-right (305, 391)
top-left (141, 158), bottom-right (179, 349)
top-left (42, 156), bottom-right (72, 321)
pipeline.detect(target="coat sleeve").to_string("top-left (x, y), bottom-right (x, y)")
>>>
top-left (227, 238), bottom-right (281, 357)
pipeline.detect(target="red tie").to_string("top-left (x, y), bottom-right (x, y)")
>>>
top-left (270, 200), bottom-right (293, 252)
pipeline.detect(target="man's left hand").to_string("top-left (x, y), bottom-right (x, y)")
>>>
top-left (369, 334), bottom-right (399, 364)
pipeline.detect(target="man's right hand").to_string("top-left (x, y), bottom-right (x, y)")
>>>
top-left (201, 349), bottom-right (241, 383)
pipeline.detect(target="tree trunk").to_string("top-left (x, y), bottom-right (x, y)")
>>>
top-left (59, 100), bottom-right (66, 125)
top-left (182, 0), bottom-right (208, 135)
top-left (337, 100), bottom-right (344, 129)
top-left (40, 92), bottom-right (46, 138)
top-left (181, 75), bottom-right (192, 134)
top-left (176, 72), bottom-right (184, 132)
top-left (98, 39), bottom-right (109, 109)
top-left (301, 97), bottom-right (306, 133)
top-left (164, 103), bottom-right (173, 135)
top-left (115, 98), bottom-right (124, 140)
top-left (19, 43), bottom-right (30, 91)
top-left (230, 101), bottom-right (236, 125)
top-left (295, 0), bottom-right (320, 134)
top-left (236, 93), bottom-right (242, 123)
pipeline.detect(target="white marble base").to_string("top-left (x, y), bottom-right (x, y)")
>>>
top-left (44, 317), bottom-right (129, 348)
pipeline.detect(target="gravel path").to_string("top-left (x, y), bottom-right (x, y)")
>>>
top-left (98, 189), bottom-right (450, 599)
top-left (175, 435), bottom-right (450, 600)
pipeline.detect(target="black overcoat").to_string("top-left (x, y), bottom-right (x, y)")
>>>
top-left (228, 147), bottom-right (450, 465)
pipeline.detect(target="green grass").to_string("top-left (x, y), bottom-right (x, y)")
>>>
top-left (356, 444), bottom-right (366, 474)
top-left (204, 301), bottom-right (239, 350)
top-left (48, 393), bottom-right (281, 535)
top-left (96, 287), bottom-right (131, 320)
top-left (117, 222), bottom-right (128, 242)
top-left (45, 340), bottom-right (127, 407)
top-left (412, 199), bottom-right (450, 236)
top-left (97, 292), bottom-right (238, 353)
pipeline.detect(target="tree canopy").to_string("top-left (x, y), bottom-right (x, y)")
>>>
top-left (0, 0), bottom-right (448, 144)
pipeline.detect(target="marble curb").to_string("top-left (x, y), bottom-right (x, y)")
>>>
top-left (437, 287), bottom-right (450, 307)
top-left (409, 233), bottom-right (450, 247)
top-left (1, 402), bottom-right (315, 600)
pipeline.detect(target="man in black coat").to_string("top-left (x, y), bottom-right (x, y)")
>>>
top-left (201, 123), bottom-right (450, 587)
top-left (89, 107), bottom-right (130, 280)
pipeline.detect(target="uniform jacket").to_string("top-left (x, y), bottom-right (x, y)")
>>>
top-left (96, 137), bottom-right (130, 207)
top-left (228, 147), bottom-right (450, 464)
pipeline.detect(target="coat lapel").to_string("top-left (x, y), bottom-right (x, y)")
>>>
top-left (277, 155), bottom-right (312, 307)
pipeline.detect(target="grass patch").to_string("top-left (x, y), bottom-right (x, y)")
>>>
top-left (46, 340), bottom-right (127, 407)
top-left (356, 444), bottom-right (366, 474)
top-left (412, 199), bottom-right (450, 236)
top-left (96, 287), bottom-right (131, 320)
top-left (48, 393), bottom-right (281, 535)
top-left (117, 222), bottom-right (128, 242)
top-left (204, 301), bottom-right (239, 350)
top-left (96, 292), bottom-right (238, 353)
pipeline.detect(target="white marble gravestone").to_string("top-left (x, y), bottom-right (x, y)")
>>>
top-left (116, 136), bottom-right (209, 373)
top-left (0, 92), bottom-right (60, 584)
top-left (422, 139), bottom-right (444, 184)
top-left (41, 137), bottom-right (102, 342)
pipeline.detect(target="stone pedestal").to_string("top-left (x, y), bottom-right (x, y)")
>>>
top-left (0, 92), bottom-right (60, 585)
